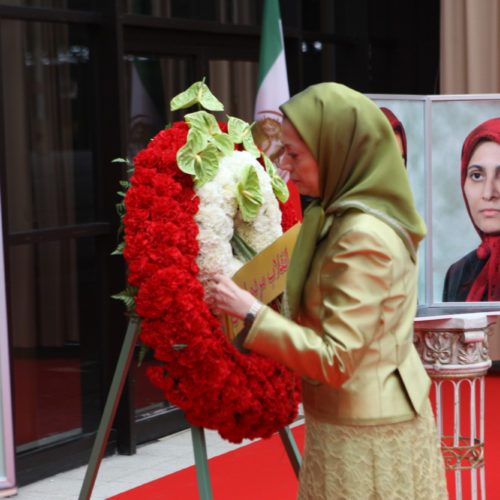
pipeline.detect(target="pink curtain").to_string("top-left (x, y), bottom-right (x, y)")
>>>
top-left (440, 0), bottom-right (500, 93)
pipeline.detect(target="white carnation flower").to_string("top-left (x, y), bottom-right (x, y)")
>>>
top-left (194, 149), bottom-right (283, 290)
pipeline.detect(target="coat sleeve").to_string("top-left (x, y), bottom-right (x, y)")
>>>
top-left (243, 226), bottom-right (398, 387)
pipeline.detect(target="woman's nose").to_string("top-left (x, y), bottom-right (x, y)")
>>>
top-left (482, 177), bottom-right (500, 200)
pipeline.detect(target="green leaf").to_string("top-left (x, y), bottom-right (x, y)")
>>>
top-left (236, 164), bottom-right (264, 221)
top-left (185, 110), bottom-right (222, 136)
top-left (262, 154), bottom-right (290, 203)
top-left (177, 142), bottom-right (221, 185)
top-left (211, 133), bottom-right (235, 156)
top-left (193, 144), bottom-right (221, 187)
top-left (242, 132), bottom-right (261, 157)
top-left (170, 81), bottom-right (224, 111)
top-left (231, 232), bottom-right (257, 262)
top-left (116, 200), bottom-right (126, 216)
top-left (187, 127), bottom-right (209, 153)
top-left (111, 240), bottom-right (125, 256)
top-left (227, 116), bottom-right (260, 157)
top-left (176, 143), bottom-right (198, 175)
top-left (112, 157), bottom-right (130, 165)
top-left (227, 116), bottom-right (250, 143)
top-left (112, 285), bottom-right (138, 312)
top-left (172, 344), bottom-right (188, 351)
top-left (137, 343), bottom-right (150, 368)
top-left (185, 111), bottom-right (235, 155)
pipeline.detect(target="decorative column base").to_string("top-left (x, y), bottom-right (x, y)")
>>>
top-left (414, 312), bottom-right (499, 500)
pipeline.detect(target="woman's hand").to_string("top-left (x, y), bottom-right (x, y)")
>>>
top-left (208, 274), bottom-right (258, 320)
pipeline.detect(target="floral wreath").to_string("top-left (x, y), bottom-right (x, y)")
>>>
top-left (114, 81), bottom-right (301, 443)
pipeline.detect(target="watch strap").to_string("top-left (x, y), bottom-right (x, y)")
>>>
top-left (244, 300), bottom-right (264, 329)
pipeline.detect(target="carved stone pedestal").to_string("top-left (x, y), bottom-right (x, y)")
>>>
top-left (414, 312), bottom-right (499, 500)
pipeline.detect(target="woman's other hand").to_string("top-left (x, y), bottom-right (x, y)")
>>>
top-left (209, 274), bottom-right (257, 319)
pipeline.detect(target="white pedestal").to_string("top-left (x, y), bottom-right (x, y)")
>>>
top-left (414, 312), bottom-right (500, 500)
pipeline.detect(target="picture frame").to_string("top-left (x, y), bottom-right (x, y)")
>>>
top-left (368, 93), bottom-right (500, 317)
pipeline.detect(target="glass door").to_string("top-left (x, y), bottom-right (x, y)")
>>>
top-left (1, 18), bottom-right (104, 454)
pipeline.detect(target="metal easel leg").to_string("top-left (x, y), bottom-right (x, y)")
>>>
top-left (78, 320), bottom-right (140, 500)
top-left (279, 426), bottom-right (302, 478)
top-left (191, 426), bottom-right (214, 500)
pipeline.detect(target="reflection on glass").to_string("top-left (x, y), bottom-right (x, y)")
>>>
top-left (302, 0), bottom-right (334, 33)
top-left (10, 237), bottom-right (101, 451)
top-left (208, 60), bottom-right (258, 122)
top-left (1, 20), bottom-right (95, 232)
top-left (302, 41), bottom-right (335, 88)
top-left (124, 55), bottom-right (195, 161)
top-left (121, 0), bottom-right (261, 25)
top-left (0, 0), bottom-right (93, 8)
top-left (134, 355), bottom-right (170, 414)
top-left (1, 18), bottom-right (102, 450)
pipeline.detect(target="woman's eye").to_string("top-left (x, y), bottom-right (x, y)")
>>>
top-left (470, 171), bottom-right (483, 181)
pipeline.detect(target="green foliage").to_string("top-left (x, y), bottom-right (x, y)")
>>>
top-left (111, 284), bottom-right (138, 312)
top-left (262, 154), bottom-right (289, 202)
top-left (231, 231), bottom-right (257, 262)
top-left (172, 344), bottom-right (188, 351)
top-left (111, 157), bottom-right (134, 254)
top-left (170, 80), bottom-right (284, 214)
top-left (185, 110), bottom-right (222, 136)
top-left (227, 116), bottom-right (260, 157)
top-left (176, 142), bottom-right (222, 187)
top-left (211, 133), bottom-right (234, 156)
top-left (111, 158), bottom-right (150, 363)
top-left (111, 240), bottom-right (125, 256)
top-left (235, 164), bottom-right (264, 221)
top-left (170, 80), bottom-right (224, 112)
top-left (136, 341), bottom-right (149, 367)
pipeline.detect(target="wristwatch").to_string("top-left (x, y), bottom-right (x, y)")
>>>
top-left (244, 300), bottom-right (263, 329)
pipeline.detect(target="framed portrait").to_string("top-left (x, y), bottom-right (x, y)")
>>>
top-left (368, 93), bottom-right (500, 317)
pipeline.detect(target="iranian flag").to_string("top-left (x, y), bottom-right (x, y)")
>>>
top-left (254, 0), bottom-right (302, 217)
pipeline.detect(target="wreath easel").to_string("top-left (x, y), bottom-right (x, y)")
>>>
top-left (79, 81), bottom-right (303, 499)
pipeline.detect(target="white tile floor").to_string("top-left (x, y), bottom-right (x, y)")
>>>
top-left (6, 416), bottom-right (304, 500)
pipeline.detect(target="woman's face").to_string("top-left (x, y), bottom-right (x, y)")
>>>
top-left (464, 140), bottom-right (500, 234)
top-left (280, 118), bottom-right (320, 197)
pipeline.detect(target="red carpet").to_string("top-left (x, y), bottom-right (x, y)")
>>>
top-left (109, 425), bottom-right (305, 500)
top-left (110, 374), bottom-right (500, 500)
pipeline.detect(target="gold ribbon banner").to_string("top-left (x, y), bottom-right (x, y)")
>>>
top-left (223, 222), bottom-right (301, 341)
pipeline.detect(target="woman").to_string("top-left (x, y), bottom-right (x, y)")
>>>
top-left (211, 83), bottom-right (447, 499)
top-left (380, 106), bottom-right (408, 166)
top-left (443, 117), bottom-right (500, 302)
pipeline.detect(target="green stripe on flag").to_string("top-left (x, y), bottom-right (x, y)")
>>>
top-left (257, 0), bottom-right (284, 87)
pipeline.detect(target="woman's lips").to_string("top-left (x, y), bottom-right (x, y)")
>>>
top-left (480, 208), bottom-right (500, 217)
